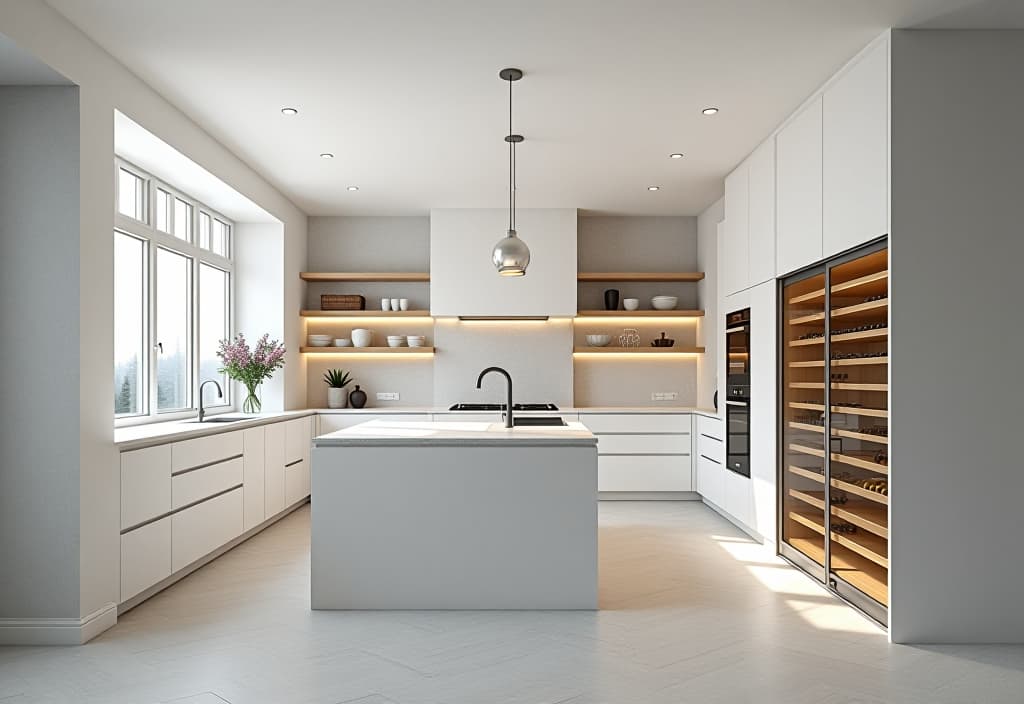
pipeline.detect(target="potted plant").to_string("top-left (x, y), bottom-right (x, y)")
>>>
top-left (323, 368), bottom-right (354, 409)
top-left (216, 333), bottom-right (287, 414)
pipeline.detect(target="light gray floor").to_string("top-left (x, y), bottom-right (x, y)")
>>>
top-left (1, 502), bottom-right (1022, 704)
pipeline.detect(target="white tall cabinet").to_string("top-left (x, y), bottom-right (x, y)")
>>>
top-left (722, 166), bottom-right (749, 296)
top-left (723, 139), bottom-right (776, 296)
top-left (776, 97), bottom-right (824, 277)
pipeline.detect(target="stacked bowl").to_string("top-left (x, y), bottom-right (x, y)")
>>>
top-left (386, 335), bottom-right (406, 347)
top-left (407, 335), bottom-right (427, 347)
top-left (308, 334), bottom-right (332, 347)
top-left (651, 296), bottom-right (679, 310)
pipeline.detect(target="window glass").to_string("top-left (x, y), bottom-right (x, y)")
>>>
top-left (199, 211), bottom-right (212, 250)
top-left (212, 219), bottom-right (230, 257)
top-left (117, 167), bottom-right (146, 221)
top-left (155, 189), bottom-right (172, 233)
top-left (155, 248), bottom-right (192, 411)
top-left (199, 264), bottom-right (230, 403)
top-left (174, 198), bottom-right (193, 242)
top-left (114, 232), bottom-right (146, 416)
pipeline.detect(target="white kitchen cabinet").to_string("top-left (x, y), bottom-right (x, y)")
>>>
top-left (242, 426), bottom-right (266, 531)
top-left (581, 413), bottom-right (693, 495)
top-left (285, 416), bottom-right (311, 465)
top-left (722, 468), bottom-right (754, 532)
top-left (171, 487), bottom-right (243, 572)
top-left (283, 417), bottom-right (312, 505)
top-left (598, 456), bottom-right (692, 492)
top-left (823, 38), bottom-right (889, 258)
top-left (596, 434), bottom-right (690, 455)
top-left (120, 444), bottom-right (172, 530)
top-left (722, 164), bottom-right (749, 296)
top-left (777, 97), bottom-right (823, 276)
top-left (171, 457), bottom-right (243, 510)
top-left (319, 413), bottom-right (431, 434)
top-left (696, 454), bottom-right (725, 507)
top-left (695, 415), bottom-right (726, 507)
top-left (430, 208), bottom-right (577, 317)
top-left (747, 139), bottom-right (777, 286)
top-left (748, 280), bottom-right (777, 543)
top-left (120, 516), bottom-right (171, 602)
top-left (580, 413), bottom-right (689, 434)
top-left (285, 462), bottom-right (307, 506)
top-left (171, 431), bottom-right (243, 474)
top-left (264, 422), bottom-right (286, 517)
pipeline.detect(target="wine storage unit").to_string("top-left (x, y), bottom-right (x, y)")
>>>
top-left (779, 240), bottom-right (889, 625)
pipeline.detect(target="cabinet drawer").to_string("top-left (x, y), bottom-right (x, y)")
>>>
top-left (172, 456), bottom-right (243, 510)
top-left (318, 414), bottom-right (431, 434)
top-left (171, 431), bottom-right (243, 473)
top-left (696, 454), bottom-right (725, 506)
top-left (597, 434), bottom-right (690, 455)
top-left (121, 444), bottom-right (172, 530)
top-left (285, 417), bottom-right (311, 464)
top-left (697, 434), bottom-right (725, 465)
top-left (285, 459), bottom-right (309, 506)
top-left (581, 413), bottom-right (690, 434)
top-left (598, 455), bottom-right (692, 492)
top-left (121, 516), bottom-right (171, 602)
top-left (696, 414), bottom-right (724, 442)
top-left (171, 487), bottom-right (243, 572)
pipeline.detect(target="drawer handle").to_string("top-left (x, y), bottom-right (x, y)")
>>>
top-left (120, 484), bottom-right (242, 535)
top-left (700, 454), bottom-right (722, 465)
top-left (285, 459), bottom-right (303, 468)
top-left (171, 453), bottom-right (243, 477)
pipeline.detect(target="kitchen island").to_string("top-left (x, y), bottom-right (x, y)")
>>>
top-left (311, 418), bottom-right (598, 609)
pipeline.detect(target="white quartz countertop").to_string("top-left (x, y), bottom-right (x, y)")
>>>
top-left (115, 410), bottom-right (316, 450)
top-left (314, 419), bottom-right (597, 447)
top-left (312, 406), bottom-right (720, 416)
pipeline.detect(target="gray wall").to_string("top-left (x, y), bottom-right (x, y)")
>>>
top-left (889, 30), bottom-right (1024, 643)
top-left (0, 86), bottom-right (81, 618)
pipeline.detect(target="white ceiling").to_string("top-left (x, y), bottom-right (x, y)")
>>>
top-left (0, 32), bottom-right (70, 85)
top-left (46, 0), bottom-right (1024, 216)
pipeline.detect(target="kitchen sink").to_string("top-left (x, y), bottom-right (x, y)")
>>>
top-left (187, 416), bottom-right (249, 424)
top-left (513, 416), bottom-right (567, 427)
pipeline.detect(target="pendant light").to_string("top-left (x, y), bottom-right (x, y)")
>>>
top-left (491, 68), bottom-right (530, 277)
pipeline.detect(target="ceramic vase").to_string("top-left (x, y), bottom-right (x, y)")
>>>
top-left (604, 289), bottom-right (620, 311)
top-left (348, 385), bottom-right (367, 409)
top-left (327, 387), bottom-right (348, 409)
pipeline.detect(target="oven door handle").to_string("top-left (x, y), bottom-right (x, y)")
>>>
top-left (725, 400), bottom-right (749, 407)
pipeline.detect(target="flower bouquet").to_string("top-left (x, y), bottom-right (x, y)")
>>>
top-left (216, 333), bottom-right (286, 413)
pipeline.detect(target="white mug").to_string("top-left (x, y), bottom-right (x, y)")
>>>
top-left (390, 298), bottom-right (400, 311)
top-left (399, 298), bottom-right (409, 311)
top-left (381, 298), bottom-right (391, 311)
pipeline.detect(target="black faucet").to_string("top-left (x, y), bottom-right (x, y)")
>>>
top-left (476, 366), bottom-right (513, 429)
top-left (198, 379), bottom-right (223, 422)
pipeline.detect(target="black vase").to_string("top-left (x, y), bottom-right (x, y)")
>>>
top-left (348, 385), bottom-right (367, 409)
top-left (604, 289), bottom-right (620, 311)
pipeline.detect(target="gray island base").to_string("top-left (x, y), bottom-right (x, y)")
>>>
top-left (311, 419), bottom-right (598, 610)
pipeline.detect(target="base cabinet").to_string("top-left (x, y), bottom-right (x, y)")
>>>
top-left (581, 413), bottom-right (693, 495)
top-left (598, 455), bottom-right (692, 492)
top-left (242, 426), bottom-right (266, 531)
top-left (264, 422), bottom-right (287, 517)
top-left (171, 488), bottom-right (243, 572)
top-left (120, 517), bottom-right (171, 602)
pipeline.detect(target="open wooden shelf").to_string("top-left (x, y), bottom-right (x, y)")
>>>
top-left (831, 270), bottom-right (888, 296)
top-left (300, 346), bottom-right (435, 354)
top-left (573, 346), bottom-right (704, 355)
top-left (301, 309), bottom-right (432, 318)
top-left (790, 538), bottom-right (888, 605)
top-left (832, 503), bottom-right (888, 539)
top-left (832, 428), bottom-right (888, 445)
top-left (832, 451), bottom-right (889, 475)
top-left (577, 272), bottom-right (704, 282)
top-left (831, 298), bottom-right (888, 320)
top-left (575, 309), bottom-right (704, 318)
top-left (831, 357), bottom-right (888, 367)
top-left (300, 272), bottom-right (430, 282)
top-left (832, 382), bottom-right (888, 392)
top-left (832, 328), bottom-right (888, 343)
top-left (790, 311), bottom-right (826, 325)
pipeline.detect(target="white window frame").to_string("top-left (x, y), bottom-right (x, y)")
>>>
top-left (114, 158), bottom-right (235, 427)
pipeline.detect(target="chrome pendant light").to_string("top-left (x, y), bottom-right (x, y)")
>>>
top-left (492, 67), bottom-right (530, 277)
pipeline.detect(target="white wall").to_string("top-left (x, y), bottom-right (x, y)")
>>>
top-left (889, 30), bottom-right (1024, 644)
top-left (0, 1), bottom-right (307, 640)
top-left (696, 198), bottom-right (724, 412)
top-left (0, 86), bottom-right (84, 620)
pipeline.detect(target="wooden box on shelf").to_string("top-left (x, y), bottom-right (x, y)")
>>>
top-left (320, 294), bottom-right (366, 311)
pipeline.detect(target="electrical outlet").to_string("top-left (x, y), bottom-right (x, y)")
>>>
top-left (651, 392), bottom-right (679, 402)
top-left (376, 392), bottom-right (400, 401)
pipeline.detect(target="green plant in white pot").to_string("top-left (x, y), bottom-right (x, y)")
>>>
top-left (323, 369), bottom-right (354, 409)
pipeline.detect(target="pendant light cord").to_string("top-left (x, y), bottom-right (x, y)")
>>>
top-left (508, 75), bottom-right (515, 232)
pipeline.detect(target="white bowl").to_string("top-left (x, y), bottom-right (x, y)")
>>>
top-left (623, 298), bottom-right (640, 311)
top-left (586, 334), bottom-right (612, 347)
top-left (408, 338), bottom-right (426, 347)
top-left (333, 338), bottom-right (351, 347)
top-left (308, 339), bottom-right (332, 347)
top-left (387, 337), bottom-right (405, 347)
top-left (651, 296), bottom-right (678, 310)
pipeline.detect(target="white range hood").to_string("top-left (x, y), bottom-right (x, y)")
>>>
top-left (429, 208), bottom-right (577, 318)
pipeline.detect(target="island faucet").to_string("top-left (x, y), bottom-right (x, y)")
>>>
top-left (476, 366), bottom-right (513, 429)
top-left (198, 379), bottom-right (223, 423)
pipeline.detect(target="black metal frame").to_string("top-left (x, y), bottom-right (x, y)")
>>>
top-left (775, 236), bottom-right (890, 628)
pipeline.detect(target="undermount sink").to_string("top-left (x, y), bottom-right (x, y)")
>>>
top-left (512, 416), bottom-right (567, 427)
top-left (187, 416), bottom-right (249, 424)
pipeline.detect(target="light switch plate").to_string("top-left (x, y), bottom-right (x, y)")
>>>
top-left (651, 392), bottom-right (679, 401)
top-left (376, 392), bottom-right (400, 401)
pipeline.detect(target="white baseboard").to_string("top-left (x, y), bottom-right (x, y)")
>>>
top-left (701, 498), bottom-right (765, 543)
top-left (599, 491), bottom-right (701, 501)
top-left (0, 602), bottom-right (117, 646)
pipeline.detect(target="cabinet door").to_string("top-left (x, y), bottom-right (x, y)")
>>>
top-left (722, 469), bottom-right (754, 531)
top-left (748, 140), bottom-right (777, 286)
top-left (749, 280), bottom-right (777, 543)
top-left (598, 456), bottom-right (692, 492)
top-left (777, 97), bottom-right (823, 276)
top-left (285, 461), bottom-right (307, 506)
top-left (242, 426), bottom-right (266, 531)
top-left (696, 454), bottom-right (725, 506)
top-left (121, 517), bottom-right (171, 602)
top-left (171, 488), bottom-right (243, 572)
top-left (264, 422), bottom-right (286, 517)
top-left (723, 164), bottom-right (749, 296)
top-left (285, 416), bottom-right (311, 465)
top-left (121, 444), bottom-right (172, 530)
top-left (823, 39), bottom-right (889, 258)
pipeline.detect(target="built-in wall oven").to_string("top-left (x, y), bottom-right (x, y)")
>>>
top-left (725, 308), bottom-right (751, 477)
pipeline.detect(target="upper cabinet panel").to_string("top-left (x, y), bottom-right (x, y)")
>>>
top-left (430, 209), bottom-right (577, 317)
top-left (823, 39), bottom-right (889, 258)
top-left (722, 165), bottom-right (749, 297)
top-left (747, 140), bottom-right (777, 286)
top-left (776, 97), bottom-right (824, 277)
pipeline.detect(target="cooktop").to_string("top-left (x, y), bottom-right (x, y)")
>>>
top-left (448, 403), bottom-right (560, 412)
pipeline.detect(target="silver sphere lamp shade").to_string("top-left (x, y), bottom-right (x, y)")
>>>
top-left (492, 229), bottom-right (530, 277)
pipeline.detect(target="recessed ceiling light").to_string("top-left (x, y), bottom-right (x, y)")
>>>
top-left (669, 153), bottom-right (684, 159)
top-left (647, 185), bottom-right (660, 191)
top-left (346, 186), bottom-right (359, 191)
top-left (280, 107), bottom-right (298, 116)
top-left (319, 152), bottom-right (334, 159)
top-left (702, 107), bottom-right (719, 115)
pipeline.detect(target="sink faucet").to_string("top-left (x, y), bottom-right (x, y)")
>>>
top-left (198, 379), bottom-right (223, 423)
top-left (476, 366), bottom-right (513, 429)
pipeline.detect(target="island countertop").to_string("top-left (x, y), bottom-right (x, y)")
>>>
top-left (313, 419), bottom-right (597, 448)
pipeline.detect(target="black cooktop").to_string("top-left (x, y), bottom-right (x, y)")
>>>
top-left (449, 403), bottom-right (559, 412)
